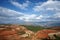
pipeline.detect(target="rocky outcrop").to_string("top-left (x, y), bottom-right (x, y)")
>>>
top-left (34, 29), bottom-right (57, 40)
top-left (0, 25), bottom-right (34, 40)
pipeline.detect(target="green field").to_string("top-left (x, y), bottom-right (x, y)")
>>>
top-left (0, 24), bottom-right (45, 32)
top-left (22, 25), bottom-right (45, 32)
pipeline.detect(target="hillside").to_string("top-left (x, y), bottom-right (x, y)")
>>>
top-left (21, 25), bottom-right (45, 32)
top-left (49, 26), bottom-right (60, 31)
top-left (0, 24), bottom-right (60, 40)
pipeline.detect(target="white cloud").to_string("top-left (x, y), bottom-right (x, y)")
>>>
top-left (33, 0), bottom-right (60, 12)
top-left (0, 7), bottom-right (26, 23)
top-left (53, 13), bottom-right (60, 18)
top-left (48, 0), bottom-right (53, 1)
top-left (0, 7), bottom-right (24, 17)
top-left (0, 7), bottom-right (45, 22)
top-left (0, 6), bottom-right (60, 23)
top-left (18, 14), bottom-right (37, 22)
top-left (11, 0), bottom-right (30, 10)
top-left (33, 0), bottom-right (60, 22)
top-left (10, 0), bottom-right (60, 22)
top-left (36, 15), bottom-right (43, 19)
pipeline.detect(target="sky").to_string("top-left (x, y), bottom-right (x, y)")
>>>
top-left (0, 0), bottom-right (60, 25)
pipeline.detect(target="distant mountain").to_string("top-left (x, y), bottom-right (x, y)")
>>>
top-left (47, 22), bottom-right (60, 27)
top-left (0, 20), bottom-right (60, 27)
top-left (30, 21), bottom-right (60, 27)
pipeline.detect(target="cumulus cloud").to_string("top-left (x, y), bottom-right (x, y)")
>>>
top-left (0, 7), bottom-right (25, 24)
top-left (0, 7), bottom-right (24, 17)
top-left (36, 15), bottom-right (43, 19)
top-left (0, 0), bottom-right (60, 24)
top-left (53, 13), bottom-right (60, 18)
top-left (18, 14), bottom-right (45, 22)
top-left (0, 7), bottom-right (59, 23)
top-left (0, 7), bottom-right (45, 23)
top-left (33, 0), bottom-right (60, 21)
top-left (11, 0), bottom-right (30, 10)
top-left (33, 0), bottom-right (60, 12)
